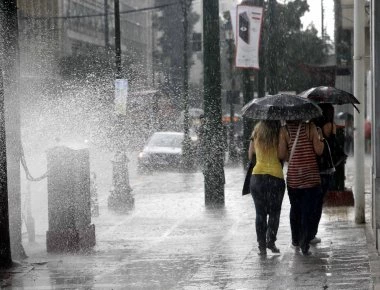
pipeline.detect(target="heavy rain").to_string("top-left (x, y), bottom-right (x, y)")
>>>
top-left (0, 0), bottom-right (379, 289)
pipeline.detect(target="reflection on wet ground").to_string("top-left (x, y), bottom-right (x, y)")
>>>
top-left (1, 156), bottom-right (374, 289)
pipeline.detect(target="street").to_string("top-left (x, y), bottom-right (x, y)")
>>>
top-left (1, 153), bottom-right (375, 289)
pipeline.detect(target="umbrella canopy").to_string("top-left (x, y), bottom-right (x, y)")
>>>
top-left (299, 86), bottom-right (360, 112)
top-left (241, 94), bottom-right (322, 121)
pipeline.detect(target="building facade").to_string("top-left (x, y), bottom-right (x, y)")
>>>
top-left (17, 0), bottom-right (154, 89)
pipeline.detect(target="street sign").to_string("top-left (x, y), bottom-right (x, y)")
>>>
top-left (115, 79), bottom-right (128, 115)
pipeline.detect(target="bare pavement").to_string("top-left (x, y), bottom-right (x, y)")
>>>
top-left (1, 155), bottom-right (380, 289)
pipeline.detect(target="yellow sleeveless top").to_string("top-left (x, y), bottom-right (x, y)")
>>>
top-left (252, 144), bottom-right (284, 179)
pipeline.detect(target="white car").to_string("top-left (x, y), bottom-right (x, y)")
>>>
top-left (137, 132), bottom-right (194, 173)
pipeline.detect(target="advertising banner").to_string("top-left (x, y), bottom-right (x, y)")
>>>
top-left (115, 79), bottom-right (128, 115)
top-left (235, 5), bottom-right (264, 69)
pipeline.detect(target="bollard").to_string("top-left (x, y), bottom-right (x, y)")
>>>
top-left (46, 146), bottom-right (95, 252)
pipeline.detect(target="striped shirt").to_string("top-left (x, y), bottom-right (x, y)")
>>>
top-left (287, 123), bottom-right (321, 188)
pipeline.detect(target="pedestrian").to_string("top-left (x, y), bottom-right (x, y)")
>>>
top-left (285, 119), bottom-right (324, 255)
top-left (344, 115), bottom-right (354, 155)
top-left (248, 120), bottom-right (288, 256)
top-left (310, 104), bottom-right (337, 244)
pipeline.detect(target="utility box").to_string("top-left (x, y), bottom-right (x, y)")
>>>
top-left (46, 146), bottom-right (95, 252)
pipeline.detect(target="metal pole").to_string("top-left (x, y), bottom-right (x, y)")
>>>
top-left (0, 0), bottom-right (15, 267)
top-left (104, 0), bottom-right (109, 48)
top-left (114, 0), bottom-right (121, 79)
top-left (321, 0), bottom-right (325, 40)
top-left (181, 0), bottom-right (192, 171)
top-left (2, 0), bottom-right (25, 261)
top-left (241, 0), bottom-right (264, 167)
top-left (0, 66), bottom-right (11, 268)
top-left (108, 0), bottom-right (134, 212)
top-left (203, 0), bottom-right (225, 205)
top-left (371, 0), bottom-right (380, 248)
top-left (353, 0), bottom-right (365, 223)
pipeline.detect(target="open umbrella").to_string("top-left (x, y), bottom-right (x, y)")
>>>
top-left (299, 86), bottom-right (360, 112)
top-left (241, 93), bottom-right (322, 121)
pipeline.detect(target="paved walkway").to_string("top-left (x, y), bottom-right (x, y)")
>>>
top-left (1, 155), bottom-right (380, 289)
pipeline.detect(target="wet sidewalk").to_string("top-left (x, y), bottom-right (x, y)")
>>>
top-left (1, 155), bottom-right (380, 289)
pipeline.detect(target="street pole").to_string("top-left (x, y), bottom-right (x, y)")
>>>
top-left (0, 67), bottom-right (11, 268)
top-left (241, 0), bottom-right (264, 167)
top-left (371, 0), bottom-right (380, 248)
top-left (224, 18), bottom-right (238, 164)
top-left (321, 0), bottom-right (325, 41)
top-left (2, 0), bottom-right (26, 261)
top-left (353, 0), bottom-right (365, 223)
top-left (203, 0), bottom-right (225, 206)
top-left (181, 0), bottom-right (193, 171)
top-left (104, 0), bottom-right (109, 48)
top-left (108, 0), bottom-right (134, 212)
top-left (114, 0), bottom-right (121, 79)
top-left (266, 0), bottom-right (278, 95)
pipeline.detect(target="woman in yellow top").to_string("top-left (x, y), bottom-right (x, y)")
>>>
top-left (249, 120), bottom-right (288, 256)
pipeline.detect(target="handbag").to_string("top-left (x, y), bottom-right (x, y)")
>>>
top-left (317, 138), bottom-right (336, 175)
top-left (242, 155), bottom-right (256, 196)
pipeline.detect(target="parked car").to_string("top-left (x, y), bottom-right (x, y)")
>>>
top-left (137, 132), bottom-right (194, 173)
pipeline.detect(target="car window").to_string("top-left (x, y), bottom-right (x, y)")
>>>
top-left (148, 134), bottom-right (183, 148)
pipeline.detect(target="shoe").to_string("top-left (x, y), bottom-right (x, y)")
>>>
top-left (291, 241), bottom-right (300, 247)
top-left (302, 249), bottom-right (311, 256)
top-left (267, 244), bottom-right (280, 253)
top-left (301, 245), bottom-right (310, 256)
top-left (309, 237), bottom-right (321, 244)
top-left (258, 246), bottom-right (267, 256)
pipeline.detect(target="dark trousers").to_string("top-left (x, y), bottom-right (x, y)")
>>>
top-left (288, 185), bottom-right (322, 252)
top-left (310, 174), bottom-right (333, 239)
top-left (250, 174), bottom-right (285, 248)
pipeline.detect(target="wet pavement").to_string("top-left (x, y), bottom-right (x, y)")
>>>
top-left (1, 154), bottom-right (380, 289)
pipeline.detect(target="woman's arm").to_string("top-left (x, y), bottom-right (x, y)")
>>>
top-left (311, 123), bottom-right (324, 155)
top-left (278, 126), bottom-right (289, 161)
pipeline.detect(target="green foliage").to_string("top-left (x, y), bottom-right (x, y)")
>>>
top-left (262, 0), bottom-right (331, 92)
top-left (153, 0), bottom-right (200, 108)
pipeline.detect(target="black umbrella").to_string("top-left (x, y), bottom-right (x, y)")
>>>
top-left (241, 94), bottom-right (322, 121)
top-left (299, 86), bottom-right (360, 112)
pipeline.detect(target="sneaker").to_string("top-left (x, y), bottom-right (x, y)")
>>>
top-left (309, 237), bottom-right (321, 244)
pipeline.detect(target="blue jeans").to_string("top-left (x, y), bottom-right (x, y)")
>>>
top-left (250, 174), bottom-right (285, 248)
top-left (288, 185), bottom-right (322, 252)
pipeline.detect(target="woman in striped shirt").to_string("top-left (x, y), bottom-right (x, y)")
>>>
top-left (249, 120), bottom-right (288, 256)
top-left (285, 120), bottom-right (324, 255)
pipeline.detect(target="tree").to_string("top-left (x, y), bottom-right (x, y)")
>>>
top-left (153, 0), bottom-right (200, 109)
top-left (263, 0), bottom-right (331, 93)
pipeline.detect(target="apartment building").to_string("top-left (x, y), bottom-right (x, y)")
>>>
top-left (17, 0), bottom-right (154, 87)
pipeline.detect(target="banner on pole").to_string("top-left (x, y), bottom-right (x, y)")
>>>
top-left (115, 79), bottom-right (128, 115)
top-left (235, 5), bottom-right (264, 69)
